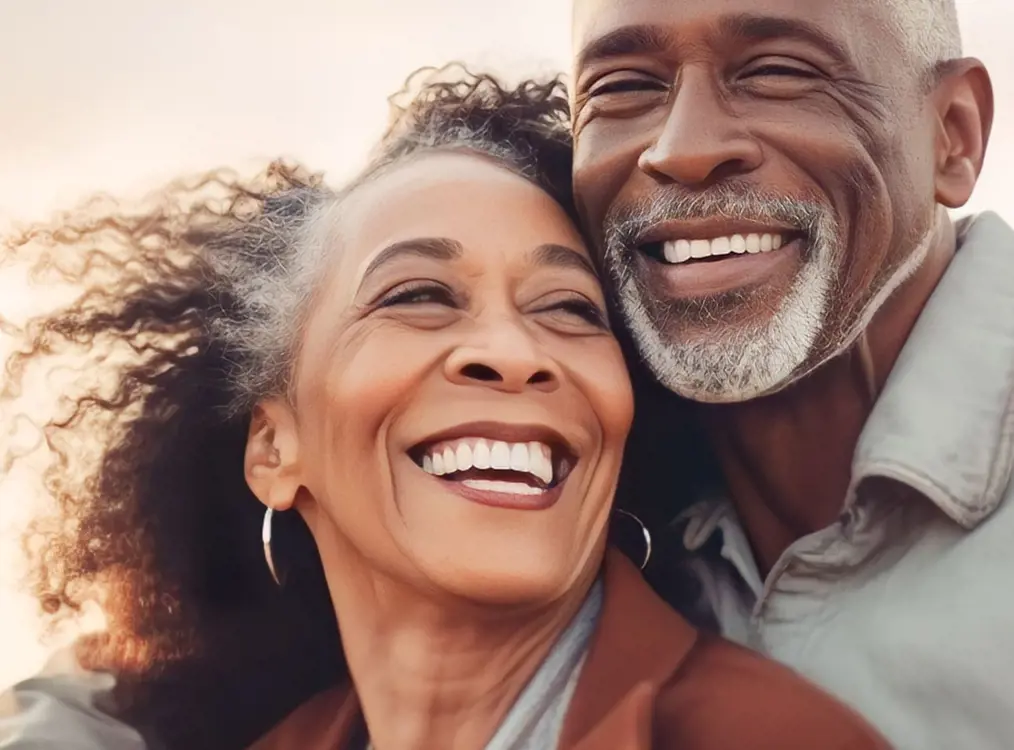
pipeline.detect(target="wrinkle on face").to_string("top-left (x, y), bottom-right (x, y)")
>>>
top-left (571, 0), bottom-right (945, 400)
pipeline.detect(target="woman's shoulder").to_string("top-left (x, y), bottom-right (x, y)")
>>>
top-left (566, 550), bottom-right (890, 748)
top-left (247, 685), bottom-right (359, 750)
top-left (654, 632), bottom-right (891, 749)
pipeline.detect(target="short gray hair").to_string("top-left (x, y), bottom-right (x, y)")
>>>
top-left (887, 0), bottom-right (962, 71)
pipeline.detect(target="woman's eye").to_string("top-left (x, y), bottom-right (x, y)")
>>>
top-left (377, 284), bottom-right (455, 309)
top-left (540, 298), bottom-right (609, 330)
top-left (588, 73), bottom-right (668, 97)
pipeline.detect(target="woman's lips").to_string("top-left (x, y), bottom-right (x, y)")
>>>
top-left (410, 447), bottom-right (570, 511)
top-left (425, 469), bottom-right (565, 511)
top-left (417, 437), bottom-right (557, 486)
top-left (407, 422), bottom-right (579, 511)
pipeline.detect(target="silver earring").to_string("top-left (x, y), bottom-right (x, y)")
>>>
top-left (614, 508), bottom-right (652, 570)
top-left (262, 508), bottom-right (280, 585)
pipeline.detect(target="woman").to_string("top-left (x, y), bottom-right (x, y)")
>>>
top-left (2, 70), bottom-right (889, 749)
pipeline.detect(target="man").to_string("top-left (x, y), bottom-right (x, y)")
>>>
top-left (571, 0), bottom-right (1012, 747)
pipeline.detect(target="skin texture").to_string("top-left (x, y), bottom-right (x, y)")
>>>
top-left (244, 152), bottom-right (634, 750)
top-left (571, 0), bottom-right (993, 571)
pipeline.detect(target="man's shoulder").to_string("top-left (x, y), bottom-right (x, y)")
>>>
top-left (653, 633), bottom-right (890, 749)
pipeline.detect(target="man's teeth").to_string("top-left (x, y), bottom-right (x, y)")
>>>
top-left (662, 233), bottom-right (784, 264)
top-left (420, 438), bottom-right (554, 486)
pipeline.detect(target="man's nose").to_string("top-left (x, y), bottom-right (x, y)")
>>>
top-left (444, 317), bottom-right (561, 395)
top-left (638, 69), bottom-right (763, 187)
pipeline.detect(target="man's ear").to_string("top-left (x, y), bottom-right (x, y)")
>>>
top-left (932, 58), bottom-right (994, 209)
top-left (245, 399), bottom-right (302, 512)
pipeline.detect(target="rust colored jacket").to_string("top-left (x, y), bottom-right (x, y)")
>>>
top-left (250, 550), bottom-right (891, 749)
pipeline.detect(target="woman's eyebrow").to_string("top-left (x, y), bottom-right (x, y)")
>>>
top-left (360, 237), bottom-right (464, 284)
top-left (532, 243), bottom-right (599, 279)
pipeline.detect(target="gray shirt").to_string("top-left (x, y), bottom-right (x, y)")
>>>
top-left (363, 580), bottom-right (602, 750)
top-left (8, 586), bottom-right (602, 750)
top-left (484, 580), bottom-right (601, 750)
top-left (677, 212), bottom-right (1014, 750)
top-left (0, 671), bottom-right (146, 750)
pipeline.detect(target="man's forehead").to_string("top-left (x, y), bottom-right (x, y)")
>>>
top-left (572, 0), bottom-right (892, 64)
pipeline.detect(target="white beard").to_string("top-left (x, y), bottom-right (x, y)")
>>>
top-left (612, 214), bottom-right (935, 404)
top-left (617, 236), bottom-right (835, 403)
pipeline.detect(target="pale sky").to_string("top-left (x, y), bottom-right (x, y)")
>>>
top-left (0, 0), bottom-right (1011, 689)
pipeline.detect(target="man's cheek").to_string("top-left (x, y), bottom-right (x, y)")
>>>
top-left (574, 138), bottom-right (648, 228)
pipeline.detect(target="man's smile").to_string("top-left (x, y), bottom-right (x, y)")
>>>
top-left (634, 219), bottom-right (806, 299)
top-left (658, 231), bottom-right (784, 263)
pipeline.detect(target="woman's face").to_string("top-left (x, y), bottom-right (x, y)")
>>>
top-left (260, 152), bottom-right (633, 606)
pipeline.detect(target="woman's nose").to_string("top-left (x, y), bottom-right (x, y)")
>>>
top-left (445, 320), bottom-right (561, 394)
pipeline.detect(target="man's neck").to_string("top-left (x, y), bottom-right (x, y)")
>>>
top-left (698, 215), bottom-right (957, 576)
top-left (320, 544), bottom-right (594, 750)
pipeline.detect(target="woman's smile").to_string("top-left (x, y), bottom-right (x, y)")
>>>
top-left (409, 420), bottom-right (579, 510)
top-left (274, 149), bottom-right (633, 606)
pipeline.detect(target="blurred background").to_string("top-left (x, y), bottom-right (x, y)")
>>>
top-left (1, 0), bottom-right (1010, 688)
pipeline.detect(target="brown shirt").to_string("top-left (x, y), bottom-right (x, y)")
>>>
top-left (250, 549), bottom-right (891, 749)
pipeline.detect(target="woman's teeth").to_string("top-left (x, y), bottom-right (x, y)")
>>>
top-left (455, 479), bottom-right (546, 496)
top-left (420, 438), bottom-right (554, 486)
top-left (661, 233), bottom-right (784, 264)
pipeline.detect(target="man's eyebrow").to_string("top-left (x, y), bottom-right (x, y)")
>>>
top-left (576, 24), bottom-right (676, 70)
top-left (576, 16), bottom-right (854, 71)
top-left (360, 237), bottom-right (463, 283)
top-left (532, 243), bottom-right (599, 278)
top-left (719, 14), bottom-right (853, 64)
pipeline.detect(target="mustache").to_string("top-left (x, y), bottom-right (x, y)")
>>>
top-left (603, 184), bottom-right (834, 255)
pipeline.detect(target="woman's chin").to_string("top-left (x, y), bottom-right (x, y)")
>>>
top-left (413, 548), bottom-right (593, 609)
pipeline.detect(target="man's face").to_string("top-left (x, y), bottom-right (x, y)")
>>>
top-left (572, 0), bottom-right (940, 402)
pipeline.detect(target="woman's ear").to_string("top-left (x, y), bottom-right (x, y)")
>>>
top-left (245, 399), bottom-right (303, 512)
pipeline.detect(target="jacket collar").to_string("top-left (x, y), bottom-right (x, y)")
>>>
top-left (681, 212), bottom-right (1014, 555)
top-left (560, 549), bottom-right (698, 749)
top-left (249, 549), bottom-right (698, 750)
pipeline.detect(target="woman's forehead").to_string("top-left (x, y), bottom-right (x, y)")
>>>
top-left (334, 152), bottom-right (587, 288)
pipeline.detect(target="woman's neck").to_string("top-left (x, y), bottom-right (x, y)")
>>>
top-left (322, 552), bottom-right (596, 750)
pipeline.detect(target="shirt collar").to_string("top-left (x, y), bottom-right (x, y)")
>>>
top-left (851, 212), bottom-right (1014, 528)
top-left (680, 212), bottom-right (1014, 546)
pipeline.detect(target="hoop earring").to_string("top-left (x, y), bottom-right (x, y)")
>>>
top-left (614, 508), bottom-right (652, 570)
top-left (262, 508), bottom-right (280, 586)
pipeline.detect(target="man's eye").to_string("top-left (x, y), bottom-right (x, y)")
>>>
top-left (377, 283), bottom-right (455, 308)
top-left (743, 61), bottom-right (822, 80)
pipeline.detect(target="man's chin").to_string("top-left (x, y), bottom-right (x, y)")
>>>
top-left (657, 367), bottom-right (798, 405)
top-left (623, 312), bottom-right (811, 405)
top-left (618, 249), bottom-right (832, 404)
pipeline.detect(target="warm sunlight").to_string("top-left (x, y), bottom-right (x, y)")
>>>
top-left (1, 0), bottom-right (1011, 690)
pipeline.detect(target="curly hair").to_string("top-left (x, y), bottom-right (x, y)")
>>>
top-left (2, 63), bottom-right (714, 750)
top-left (1, 66), bottom-right (575, 750)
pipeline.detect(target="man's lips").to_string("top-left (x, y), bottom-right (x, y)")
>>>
top-left (635, 236), bottom-right (806, 300)
top-left (644, 231), bottom-right (792, 265)
top-left (633, 217), bottom-right (799, 247)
